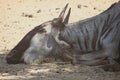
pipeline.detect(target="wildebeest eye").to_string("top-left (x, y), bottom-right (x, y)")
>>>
top-left (12, 50), bottom-right (17, 53)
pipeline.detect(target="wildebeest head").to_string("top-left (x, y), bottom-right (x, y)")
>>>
top-left (6, 4), bottom-right (71, 64)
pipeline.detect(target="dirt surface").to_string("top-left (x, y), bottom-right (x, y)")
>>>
top-left (0, 0), bottom-right (120, 80)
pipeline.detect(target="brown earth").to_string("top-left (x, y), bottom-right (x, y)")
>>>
top-left (0, 0), bottom-right (120, 80)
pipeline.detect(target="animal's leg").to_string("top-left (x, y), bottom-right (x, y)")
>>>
top-left (98, 64), bottom-right (120, 72)
top-left (74, 53), bottom-right (120, 71)
top-left (98, 42), bottom-right (120, 71)
top-left (72, 49), bottom-right (109, 65)
top-left (73, 58), bottom-right (109, 66)
top-left (73, 49), bottom-right (120, 71)
top-left (74, 52), bottom-right (120, 71)
top-left (74, 42), bottom-right (119, 62)
top-left (97, 57), bottom-right (120, 72)
top-left (75, 50), bottom-right (108, 61)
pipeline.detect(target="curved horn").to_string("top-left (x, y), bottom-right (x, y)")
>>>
top-left (63, 8), bottom-right (71, 24)
top-left (58, 3), bottom-right (69, 20)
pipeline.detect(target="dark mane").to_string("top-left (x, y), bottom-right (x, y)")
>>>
top-left (103, 1), bottom-right (120, 13)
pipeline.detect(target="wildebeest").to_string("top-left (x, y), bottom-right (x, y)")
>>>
top-left (6, 1), bottom-right (120, 71)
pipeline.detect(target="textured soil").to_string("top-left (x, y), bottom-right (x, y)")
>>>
top-left (0, 0), bottom-right (120, 80)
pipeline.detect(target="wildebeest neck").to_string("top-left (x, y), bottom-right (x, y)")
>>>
top-left (59, 1), bottom-right (120, 53)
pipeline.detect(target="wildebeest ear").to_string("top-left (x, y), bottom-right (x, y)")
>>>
top-left (63, 8), bottom-right (71, 24)
top-left (58, 3), bottom-right (69, 21)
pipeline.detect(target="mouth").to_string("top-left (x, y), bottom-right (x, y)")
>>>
top-left (6, 55), bottom-right (24, 64)
top-left (6, 58), bottom-right (22, 64)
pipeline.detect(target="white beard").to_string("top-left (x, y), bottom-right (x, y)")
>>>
top-left (21, 33), bottom-right (52, 64)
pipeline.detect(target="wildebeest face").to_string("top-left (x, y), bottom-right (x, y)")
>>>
top-left (6, 50), bottom-right (23, 64)
top-left (6, 4), bottom-right (71, 64)
top-left (22, 31), bottom-right (53, 64)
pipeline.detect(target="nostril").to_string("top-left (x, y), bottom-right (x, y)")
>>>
top-left (6, 56), bottom-right (20, 64)
top-left (6, 56), bottom-right (13, 64)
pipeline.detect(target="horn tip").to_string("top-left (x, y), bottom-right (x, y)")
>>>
top-left (66, 3), bottom-right (69, 7)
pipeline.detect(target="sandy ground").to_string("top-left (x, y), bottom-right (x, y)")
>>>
top-left (0, 0), bottom-right (120, 80)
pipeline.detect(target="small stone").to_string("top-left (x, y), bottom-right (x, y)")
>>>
top-left (77, 4), bottom-right (81, 9)
top-left (56, 70), bottom-right (60, 73)
top-left (37, 9), bottom-right (41, 13)
top-left (94, 7), bottom-right (97, 10)
top-left (83, 5), bottom-right (88, 7)
top-left (55, 8), bottom-right (60, 10)
top-left (27, 15), bottom-right (33, 18)
top-left (22, 13), bottom-right (33, 18)
top-left (7, 8), bottom-right (11, 10)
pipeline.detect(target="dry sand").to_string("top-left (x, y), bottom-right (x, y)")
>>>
top-left (0, 0), bottom-right (120, 80)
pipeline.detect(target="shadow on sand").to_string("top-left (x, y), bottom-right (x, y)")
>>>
top-left (0, 50), bottom-right (120, 80)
